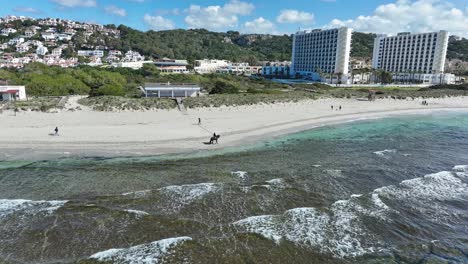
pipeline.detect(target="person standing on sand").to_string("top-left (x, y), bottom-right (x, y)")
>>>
top-left (331, 105), bottom-right (334, 110)
top-left (339, 105), bottom-right (342, 110)
top-left (54, 127), bottom-right (59, 136)
top-left (198, 118), bottom-right (201, 125)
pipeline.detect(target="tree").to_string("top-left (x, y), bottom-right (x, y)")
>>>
top-left (380, 71), bottom-right (393, 84)
top-left (210, 80), bottom-right (239, 94)
top-left (95, 84), bottom-right (125, 96)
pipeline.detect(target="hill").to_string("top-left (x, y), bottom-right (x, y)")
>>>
top-left (114, 26), bottom-right (292, 63)
top-left (447, 38), bottom-right (468, 61)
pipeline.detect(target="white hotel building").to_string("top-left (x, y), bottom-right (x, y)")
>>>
top-left (372, 31), bottom-right (454, 84)
top-left (291, 27), bottom-right (352, 83)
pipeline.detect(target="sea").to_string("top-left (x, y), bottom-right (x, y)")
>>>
top-left (1, 110), bottom-right (467, 264)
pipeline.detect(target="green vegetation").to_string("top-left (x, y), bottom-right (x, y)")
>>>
top-left (350, 32), bottom-right (376, 58)
top-left (78, 96), bottom-right (176, 111)
top-left (0, 63), bottom-right (293, 98)
top-left (447, 38), bottom-right (468, 61)
top-left (114, 27), bottom-right (292, 62)
top-left (184, 91), bottom-right (316, 108)
top-left (2, 97), bottom-right (62, 112)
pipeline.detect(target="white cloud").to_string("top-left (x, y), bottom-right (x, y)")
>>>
top-left (13, 7), bottom-right (41, 13)
top-left (277, 9), bottom-right (314, 24)
top-left (50, 0), bottom-right (96, 8)
top-left (223, 0), bottom-right (255, 15)
top-left (105, 5), bottom-right (127, 17)
top-left (243, 17), bottom-right (277, 34)
top-left (325, 0), bottom-right (468, 37)
top-left (144, 14), bottom-right (176, 31)
top-left (184, 0), bottom-right (254, 31)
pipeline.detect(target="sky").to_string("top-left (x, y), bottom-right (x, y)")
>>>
top-left (1, 0), bottom-right (468, 37)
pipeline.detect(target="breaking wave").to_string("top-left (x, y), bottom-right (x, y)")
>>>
top-left (89, 236), bottom-right (192, 264)
top-left (233, 166), bottom-right (468, 258)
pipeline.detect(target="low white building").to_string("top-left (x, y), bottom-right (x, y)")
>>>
top-left (8, 37), bottom-right (24, 45)
top-left (24, 29), bottom-right (36, 38)
top-left (0, 85), bottom-right (26, 101)
top-left (109, 50), bottom-right (122, 56)
top-left (123, 50), bottom-right (144, 62)
top-left (194, 59), bottom-right (230, 74)
top-left (57, 34), bottom-right (72, 41)
top-left (154, 59), bottom-right (189, 74)
top-left (78, 50), bottom-right (104, 57)
top-left (142, 83), bottom-right (200, 98)
top-left (217, 63), bottom-right (262, 75)
top-left (16, 44), bottom-right (29, 53)
top-left (36, 46), bottom-right (48, 56)
top-left (41, 33), bottom-right (57, 41)
top-left (1, 28), bottom-right (17, 36)
top-left (51, 48), bottom-right (62, 56)
top-left (112, 61), bottom-right (153, 69)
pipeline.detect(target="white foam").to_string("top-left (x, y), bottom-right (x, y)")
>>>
top-left (125, 209), bottom-right (149, 217)
top-left (89, 236), bottom-right (192, 264)
top-left (373, 149), bottom-right (397, 156)
top-left (122, 190), bottom-right (151, 198)
top-left (453, 165), bottom-right (468, 172)
top-left (233, 201), bottom-right (377, 258)
top-left (233, 167), bottom-right (468, 258)
top-left (376, 171), bottom-right (468, 201)
top-left (0, 199), bottom-right (67, 218)
top-left (371, 193), bottom-right (389, 210)
top-left (158, 183), bottom-right (220, 205)
top-left (231, 171), bottom-right (248, 181)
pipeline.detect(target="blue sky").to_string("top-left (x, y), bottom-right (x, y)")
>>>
top-left (1, 0), bottom-right (468, 36)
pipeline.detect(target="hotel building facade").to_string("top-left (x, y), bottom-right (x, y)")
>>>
top-left (372, 31), bottom-right (449, 76)
top-left (291, 27), bottom-right (352, 83)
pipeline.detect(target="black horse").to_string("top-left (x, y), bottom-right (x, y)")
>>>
top-left (209, 134), bottom-right (221, 144)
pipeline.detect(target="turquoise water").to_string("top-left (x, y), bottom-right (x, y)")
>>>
top-left (1, 111), bottom-right (468, 263)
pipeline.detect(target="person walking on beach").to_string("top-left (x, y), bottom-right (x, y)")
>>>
top-left (331, 105), bottom-right (334, 110)
top-left (54, 127), bottom-right (59, 136)
top-left (198, 118), bottom-right (201, 125)
top-left (339, 105), bottom-right (342, 110)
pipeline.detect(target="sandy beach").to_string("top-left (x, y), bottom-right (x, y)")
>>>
top-left (1, 96), bottom-right (468, 160)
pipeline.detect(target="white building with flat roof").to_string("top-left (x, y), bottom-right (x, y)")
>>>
top-left (194, 59), bottom-right (230, 74)
top-left (142, 83), bottom-right (200, 98)
top-left (372, 31), bottom-right (449, 74)
top-left (291, 27), bottom-right (352, 82)
top-left (78, 50), bottom-right (104, 57)
top-left (0, 85), bottom-right (26, 101)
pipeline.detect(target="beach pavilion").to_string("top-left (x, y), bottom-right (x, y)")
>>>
top-left (142, 82), bottom-right (201, 98)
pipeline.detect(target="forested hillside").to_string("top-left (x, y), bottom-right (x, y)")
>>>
top-left (115, 26), bottom-right (292, 63)
top-left (447, 38), bottom-right (468, 61)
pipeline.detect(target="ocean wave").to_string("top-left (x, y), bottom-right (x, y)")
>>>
top-left (125, 209), bottom-right (149, 217)
top-left (233, 200), bottom-right (380, 258)
top-left (158, 183), bottom-right (221, 205)
top-left (231, 171), bottom-right (249, 181)
top-left (121, 190), bottom-right (152, 198)
top-left (89, 236), bottom-right (192, 264)
top-left (374, 171), bottom-right (468, 201)
top-left (233, 166), bottom-right (468, 258)
top-left (0, 199), bottom-right (67, 219)
top-left (373, 149), bottom-right (397, 156)
top-left (240, 178), bottom-right (289, 193)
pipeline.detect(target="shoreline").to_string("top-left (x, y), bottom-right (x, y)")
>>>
top-left (1, 97), bottom-right (468, 161)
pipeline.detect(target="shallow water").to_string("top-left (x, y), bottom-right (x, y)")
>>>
top-left (1, 112), bottom-right (468, 263)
